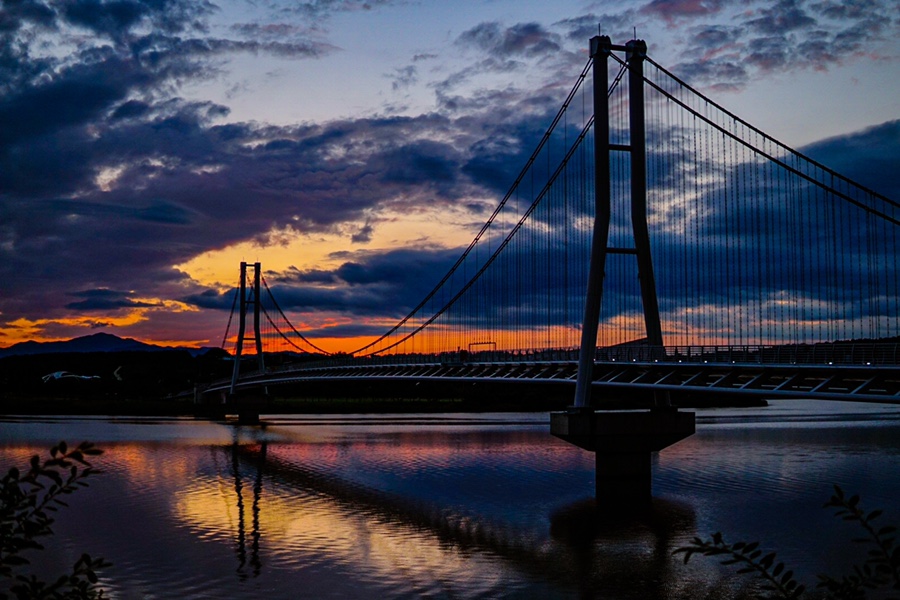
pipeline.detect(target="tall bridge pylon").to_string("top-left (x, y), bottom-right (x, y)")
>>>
top-left (230, 261), bottom-right (265, 395)
top-left (555, 34), bottom-right (694, 506)
top-left (574, 36), bottom-right (663, 408)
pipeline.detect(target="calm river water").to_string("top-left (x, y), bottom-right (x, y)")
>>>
top-left (1, 400), bottom-right (898, 599)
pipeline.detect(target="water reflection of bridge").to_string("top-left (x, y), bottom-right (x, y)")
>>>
top-left (230, 442), bottom-right (264, 580)
top-left (226, 441), bottom-right (707, 598)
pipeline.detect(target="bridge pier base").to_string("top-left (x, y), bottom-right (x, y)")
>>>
top-left (551, 408), bottom-right (695, 505)
top-left (228, 391), bottom-right (268, 426)
top-left (237, 410), bottom-right (260, 425)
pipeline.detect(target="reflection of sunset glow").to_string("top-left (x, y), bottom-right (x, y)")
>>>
top-left (175, 479), bottom-right (504, 589)
top-left (3, 407), bottom-right (895, 598)
top-left (167, 438), bottom-right (557, 593)
top-left (106, 444), bottom-right (198, 484)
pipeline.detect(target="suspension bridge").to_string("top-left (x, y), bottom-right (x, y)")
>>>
top-left (208, 35), bottom-right (899, 403)
top-left (203, 34), bottom-right (898, 501)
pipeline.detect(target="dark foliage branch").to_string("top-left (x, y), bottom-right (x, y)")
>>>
top-left (816, 486), bottom-right (900, 599)
top-left (674, 485), bottom-right (899, 600)
top-left (674, 533), bottom-right (806, 599)
top-left (0, 442), bottom-right (109, 599)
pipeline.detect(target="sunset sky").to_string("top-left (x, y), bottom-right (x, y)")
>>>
top-left (1, 0), bottom-right (898, 352)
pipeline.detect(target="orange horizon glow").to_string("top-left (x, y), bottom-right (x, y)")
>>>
top-left (0, 301), bottom-right (208, 350)
top-left (1, 290), bottom-right (852, 352)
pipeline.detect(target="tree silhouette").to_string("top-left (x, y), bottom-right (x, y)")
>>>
top-left (1, 442), bottom-right (108, 599)
top-left (675, 486), bottom-right (899, 599)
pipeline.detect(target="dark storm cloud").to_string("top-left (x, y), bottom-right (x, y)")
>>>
top-left (351, 221), bottom-right (374, 244)
top-left (278, 268), bottom-right (340, 285)
top-left (388, 65), bottom-right (417, 91)
top-left (183, 289), bottom-right (234, 310)
top-left (551, 1), bottom-right (895, 92)
top-left (431, 58), bottom-right (565, 115)
top-left (810, 0), bottom-right (881, 19)
top-left (434, 80), bottom-right (558, 117)
top-left (669, 58), bottom-right (748, 91)
top-left (258, 247), bottom-right (463, 318)
top-left (745, 0), bottom-right (815, 34)
top-left (290, 0), bottom-right (397, 19)
top-left (0, 0), bottom-right (386, 328)
top-left (0, 29), bottom-right (307, 160)
top-left (456, 21), bottom-right (561, 59)
top-left (660, 0), bottom-right (897, 89)
top-left (375, 140), bottom-right (459, 186)
top-left (1, 99), bottom-right (228, 197)
top-left (260, 283), bottom-right (392, 316)
top-left (555, 12), bottom-right (640, 43)
top-left (111, 99), bottom-right (151, 120)
top-left (60, 0), bottom-right (215, 38)
top-left (66, 288), bottom-right (158, 310)
top-left (428, 19), bottom-right (588, 122)
top-left (461, 109), bottom-right (565, 193)
top-left (62, 0), bottom-right (165, 37)
top-left (230, 23), bottom-right (315, 39)
top-left (0, 57), bottom-right (131, 148)
top-left (0, 0), bottom-right (55, 30)
top-left (690, 23), bottom-right (740, 49)
top-left (743, 34), bottom-right (790, 71)
top-left (300, 322), bottom-right (394, 339)
top-left (18, 198), bottom-right (196, 225)
top-left (641, 0), bottom-right (727, 23)
top-left (3, 0), bottom-right (898, 348)
top-left (802, 120), bottom-right (900, 200)
top-left (669, 24), bottom-right (746, 89)
top-left (0, 1), bottom-right (334, 144)
top-left (0, 70), bottom-right (535, 325)
top-left (640, 119), bottom-right (900, 331)
top-left (175, 36), bottom-right (337, 59)
top-left (338, 248), bottom-right (461, 292)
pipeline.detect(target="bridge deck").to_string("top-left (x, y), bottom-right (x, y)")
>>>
top-left (210, 348), bottom-right (900, 404)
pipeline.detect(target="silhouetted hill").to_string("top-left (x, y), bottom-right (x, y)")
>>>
top-left (0, 346), bottom-right (234, 405)
top-left (0, 332), bottom-right (215, 358)
top-left (0, 333), bottom-right (234, 407)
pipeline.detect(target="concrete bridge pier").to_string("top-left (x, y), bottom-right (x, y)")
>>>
top-left (551, 408), bottom-right (695, 505)
top-left (237, 409), bottom-right (260, 426)
top-left (233, 392), bottom-right (268, 425)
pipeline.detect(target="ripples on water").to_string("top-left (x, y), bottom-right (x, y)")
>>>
top-left (1, 401), bottom-right (898, 599)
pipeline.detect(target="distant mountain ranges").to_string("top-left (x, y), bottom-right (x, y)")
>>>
top-left (0, 332), bottom-right (217, 358)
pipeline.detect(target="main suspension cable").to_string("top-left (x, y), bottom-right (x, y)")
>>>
top-left (347, 56), bottom-right (599, 356)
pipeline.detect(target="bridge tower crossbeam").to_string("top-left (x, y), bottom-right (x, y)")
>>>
top-left (574, 36), bottom-right (665, 410)
top-left (230, 261), bottom-right (265, 395)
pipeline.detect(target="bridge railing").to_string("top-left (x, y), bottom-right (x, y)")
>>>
top-left (276, 342), bottom-right (900, 372)
top-left (654, 343), bottom-right (899, 366)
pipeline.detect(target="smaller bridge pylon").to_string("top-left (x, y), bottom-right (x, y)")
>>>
top-left (228, 261), bottom-right (267, 424)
